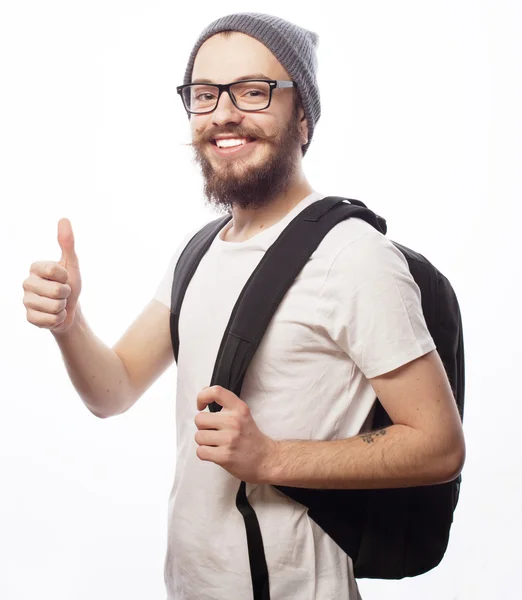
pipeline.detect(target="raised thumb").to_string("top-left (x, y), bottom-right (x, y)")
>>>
top-left (57, 218), bottom-right (79, 269)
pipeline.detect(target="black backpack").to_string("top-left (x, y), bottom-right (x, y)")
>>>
top-left (170, 196), bottom-right (465, 600)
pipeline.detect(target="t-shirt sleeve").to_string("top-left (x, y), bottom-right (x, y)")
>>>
top-left (153, 230), bottom-right (199, 310)
top-left (319, 230), bottom-right (437, 379)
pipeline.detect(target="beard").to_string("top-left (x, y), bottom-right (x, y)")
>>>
top-left (191, 107), bottom-right (302, 213)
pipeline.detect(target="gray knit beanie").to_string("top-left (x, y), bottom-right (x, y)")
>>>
top-left (183, 12), bottom-right (321, 155)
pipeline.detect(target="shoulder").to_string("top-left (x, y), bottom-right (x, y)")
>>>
top-left (152, 222), bottom-right (214, 309)
top-left (316, 218), bottom-right (435, 378)
top-left (320, 218), bottom-right (410, 286)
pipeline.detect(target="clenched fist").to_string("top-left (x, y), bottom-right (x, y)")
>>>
top-left (22, 218), bottom-right (82, 333)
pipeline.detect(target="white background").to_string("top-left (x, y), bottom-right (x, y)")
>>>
top-left (1, 1), bottom-right (521, 599)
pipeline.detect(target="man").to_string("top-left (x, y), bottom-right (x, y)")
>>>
top-left (23, 12), bottom-right (465, 600)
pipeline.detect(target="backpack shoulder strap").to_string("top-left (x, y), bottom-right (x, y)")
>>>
top-left (208, 196), bottom-right (387, 409)
top-left (205, 197), bottom-right (387, 599)
top-left (169, 214), bottom-right (231, 363)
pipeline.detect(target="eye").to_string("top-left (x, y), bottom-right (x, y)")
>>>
top-left (242, 88), bottom-right (268, 98)
top-left (231, 81), bottom-right (271, 105)
top-left (190, 85), bottom-right (218, 103)
top-left (195, 92), bottom-right (217, 101)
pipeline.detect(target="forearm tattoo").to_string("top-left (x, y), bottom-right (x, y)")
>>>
top-left (360, 429), bottom-right (388, 444)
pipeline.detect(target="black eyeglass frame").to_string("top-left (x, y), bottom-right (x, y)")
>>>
top-left (176, 79), bottom-right (297, 115)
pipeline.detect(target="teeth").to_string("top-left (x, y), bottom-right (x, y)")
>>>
top-left (215, 138), bottom-right (248, 148)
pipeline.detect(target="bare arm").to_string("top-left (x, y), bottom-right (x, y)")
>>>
top-left (265, 350), bottom-right (465, 489)
top-left (24, 219), bottom-right (175, 418)
top-left (53, 299), bottom-right (173, 418)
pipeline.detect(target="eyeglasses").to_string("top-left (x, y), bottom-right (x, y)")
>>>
top-left (176, 79), bottom-right (296, 115)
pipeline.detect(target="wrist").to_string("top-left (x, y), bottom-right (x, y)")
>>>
top-left (260, 438), bottom-right (282, 485)
top-left (50, 307), bottom-right (85, 347)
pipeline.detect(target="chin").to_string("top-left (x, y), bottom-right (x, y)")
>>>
top-left (214, 141), bottom-right (269, 165)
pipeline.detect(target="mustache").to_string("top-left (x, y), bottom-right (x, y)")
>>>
top-left (191, 124), bottom-right (278, 147)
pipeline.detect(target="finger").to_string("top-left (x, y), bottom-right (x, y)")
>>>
top-left (23, 274), bottom-right (71, 299)
top-left (57, 218), bottom-right (79, 269)
top-left (196, 386), bottom-right (216, 412)
top-left (196, 444), bottom-right (228, 465)
top-left (194, 429), bottom-right (228, 447)
top-left (23, 291), bottom-right (67, 315)
top-left (196, 444), bottom-right (214, 462)
top-left (197, 385), bottom-right (244, 412)
top-left (26, 307), bottom-right (67, 329)
top-left (194, 411), bottom-right (220, 430)
top-left (29, 261), bottom-right (69, 284)
top-left (195, 411), bottom-right (239, 431)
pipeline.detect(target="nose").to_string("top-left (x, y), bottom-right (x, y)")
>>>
top-left (211, 90), bottom-right (244, 127)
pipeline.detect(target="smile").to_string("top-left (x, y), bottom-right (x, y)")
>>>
top-left (211, 137), bottom-right (258, 156)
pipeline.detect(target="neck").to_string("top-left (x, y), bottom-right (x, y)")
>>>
top-left (223, 169), bottom-right (314, 243)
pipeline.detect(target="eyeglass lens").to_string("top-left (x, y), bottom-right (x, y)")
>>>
top-left (183, 81), bottom-right (271, 113)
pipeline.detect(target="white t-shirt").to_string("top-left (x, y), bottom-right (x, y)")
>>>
top-left (154, 191), bottom-right (436, 600)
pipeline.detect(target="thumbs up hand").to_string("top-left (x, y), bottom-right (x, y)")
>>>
top-left (23, 218), bottom-right (83, 333)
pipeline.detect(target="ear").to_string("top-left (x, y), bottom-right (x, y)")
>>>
top-left (297, 104), bottom-right (309, 146)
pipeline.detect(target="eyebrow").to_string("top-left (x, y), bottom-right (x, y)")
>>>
top-left (191, 73), bottom-right (272, 84)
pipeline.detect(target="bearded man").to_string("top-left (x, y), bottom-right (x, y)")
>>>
top-left (24, 12), bottom-right (465, 600)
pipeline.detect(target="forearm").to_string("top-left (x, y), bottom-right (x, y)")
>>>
top-left (51, 304), bottom-right (135, 418)
top-left (267, 424), bottom-right (463, 489)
